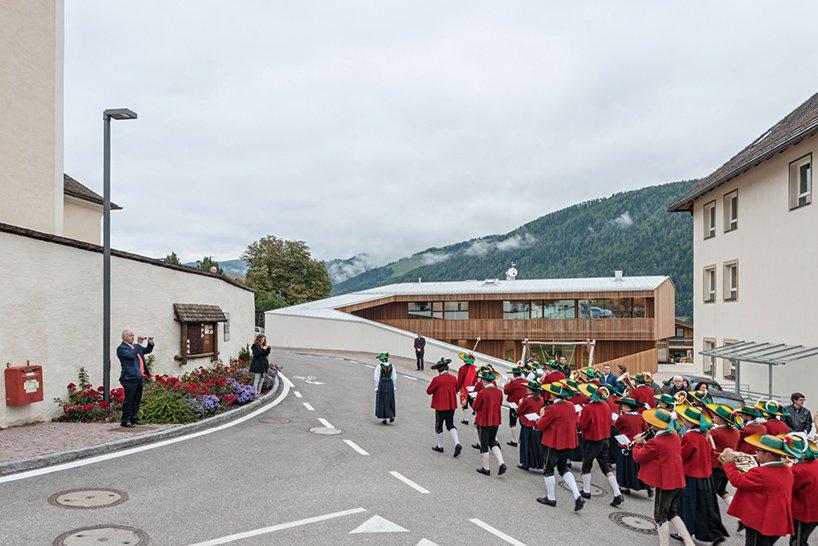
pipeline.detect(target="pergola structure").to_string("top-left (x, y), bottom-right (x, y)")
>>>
top-left (700, 341), bottom-right (818, 397)
top-left (521, 339), bottom-right (597, 367)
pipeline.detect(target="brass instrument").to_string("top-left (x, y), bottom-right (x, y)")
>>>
top-left (622, 428), bottom-right (655, 455)
top-left (617, 371), bottom-right (637, 395)
top-left (674, 391), bottom-right (689, 405)
top-left (718, 451), bottom-right (758, 472)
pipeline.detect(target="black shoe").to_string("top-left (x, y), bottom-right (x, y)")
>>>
top-left (389, 417), bottom-right (394, 423)
top-left (647, 487), bottom-right (654, 498)
top-left (507, 441), bottom-right (518, 447)
top-left (670, 533), bottom-right (682, 542)
top-left (131, 419), bottom-right (142, 425)
top-left (432, 446), bottom-right (444, 453)
top-left (120, 422), bottom-right (134, 428)
top-left (453, 444), bottom-right (462, 458)
top-left (381, 420), bottom-right (387, 424)
top-left (476, 468), bottom-right (490, 476)
top-left (574, 497), bottom-right (585, 511)
top-left (537, 497), bottom-right (557, 507)
top-left (580, 491), bottom-right (592, 500)
top-left (712, 537), bottom-right (726, 546)
top-left (498, 463), bottom-right (507, 475)
top-left (621, 487), bottom-right (631, 496)
top-left (737, 521), bottom-right (745, 532)
top-left (472, 443), bottom-right (481, 450)
top-left (610, 495), bottom-right (624, 507)
top-left (517, 464), bottom-right (529, 471)
top-left (461, 420), bottom-right (469, 425)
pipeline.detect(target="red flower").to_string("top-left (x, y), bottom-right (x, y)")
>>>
top-left (81, 404), bottom-right (94, 412)
top-left (67, 383), bottom-right (77, 391)
top-left (98, 400), bottom-right (110, 409)
top-left (223, 394), bottom-right (237, 404)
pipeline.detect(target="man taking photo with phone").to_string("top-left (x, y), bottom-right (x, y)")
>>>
top-left (116, 330), bottom-right (155, 428)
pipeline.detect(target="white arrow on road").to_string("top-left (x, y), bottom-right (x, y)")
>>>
top-left (417, 539), bottom-right (439, 545)
top-left (292, 375), bottom-right (326, 385)
top-left (349, 515), bottom-right (408, 534)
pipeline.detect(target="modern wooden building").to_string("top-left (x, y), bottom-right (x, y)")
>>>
top-left (267, 274), bottom-right (675, 374)
top-left (658, 319), bottom-right (694, 363)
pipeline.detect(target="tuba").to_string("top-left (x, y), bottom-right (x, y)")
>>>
top-left (718, 451), bottom-right (758, 472)
top-left (674, 391), bottom-right (689, 405)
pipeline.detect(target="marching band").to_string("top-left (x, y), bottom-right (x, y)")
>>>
top-left (417, 351), bottom-right (818, 545)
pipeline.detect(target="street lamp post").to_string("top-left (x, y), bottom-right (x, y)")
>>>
top-left (102, 108), bottom-right (137, 402)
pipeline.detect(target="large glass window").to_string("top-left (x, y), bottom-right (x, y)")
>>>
top-left (541, 299), bottom-right (576, 319)
top-left (530, 301), bottom-right (544, 319)
top-left (432, 301), bottom-right (443, 319)
top-left (607, 298), bottom-right (633, 318)
top-left (579, 299), bottom-right (615, 319)
top-left (503, 301), bottom-right (530, 319)
top-left (408, 302), bottom-right (432, 318)
top-left (443, 301), bottom-right (468, 320)
top-left (632, 298), bottom-right (646, 318)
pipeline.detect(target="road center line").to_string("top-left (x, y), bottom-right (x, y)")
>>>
top-left (189, 507), bottom-right (368, 545)
top-left (389, 471), bottom-right (430, 494)
top-left (302, 402), bottom-right (315, 411)
top-left (469, 519), bottom-right (526, 546)
top-left (401, 375), bottom-right (418, 381)
top-left (293, 391), bottom-right (302, 398)
top-left (343, 439), bottom-right (370, 456)
top-left (317, 418), bottom-right (333, 428)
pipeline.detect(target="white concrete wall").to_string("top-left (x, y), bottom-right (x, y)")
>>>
top-left (63, 197), bottom-right (102, 244)
top-left (691, 133), bottom-right (818, 401)
top-left (0, 0), bottom-right (64, 235)
top-left (265, 312), bottom-right (512, 371)
top-left (0, 231), bottom-right (255, 427)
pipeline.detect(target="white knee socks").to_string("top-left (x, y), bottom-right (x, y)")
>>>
top-left (511, 426), bottom-right (519, 443)
top-left (435, 432), bottom-right (444, 448)
top-left (657, 522), bottom-right (670, 546)
top-left (449, 428), bottom-right (460, 445)
top-left (606, 473), bottom-right (622, 496)
top-left (544, 475), bottom-right (557, 501)
top-left (723, 494), bottom-right (733, 507)
top-left (582, 473), bottom-right (592, 494)
top-left (490, 445), bottom-right (505, 465)
top-left (562, 471), bottom-right (581, 499)
top-left (481, 452), bottom-right (490, 470)
top-left (670, 516), bottom-right (695, 546)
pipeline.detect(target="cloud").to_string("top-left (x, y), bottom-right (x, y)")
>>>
top-left (465, 239), bottom-right (493, 256)
top-left (420, 252), bottom-right (451, 265)
top-left (611, 211), bottom-right (634, 228)
top-left (465, 234), bottom-right (537, 255)
top-left (326, 253), bottom-right (379, 283)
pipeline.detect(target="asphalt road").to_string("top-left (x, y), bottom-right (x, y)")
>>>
top-left (0, 351), bottom-right (745, 545)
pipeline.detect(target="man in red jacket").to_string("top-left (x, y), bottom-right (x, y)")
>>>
top-left (632, 373), bottom-right (657, 409)
top-left (472, 368), bottom-right (506, 476)
top-left (503, 367), bottom-right (528, 448)
top-left (456, 352), bottom-right (478, 425)
top-left (705, 403), bottom-right (742, 507)
top-left (535, 382), bottom-right (584, 511)
top-left (632, 408), bottom-right (694, 546)
top-left (781, 432), bottom-right (818, 546)
top-left (722, 434), bottom-right (797, 545)
top-left (427, 358), bottom-right (462, 458)
top-left (577, 383), bottom-right (624, 507)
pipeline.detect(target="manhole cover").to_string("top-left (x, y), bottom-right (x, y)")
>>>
top-left (53, 525), bottom-right (149, 545)
top-left (257, 416), bottom-right (291, 424)
top-left (609, 511), bottom-right (657, 535)
top-left (48, 488), bottom-right (128, 509)
top-left (308, 426), bottom-right (343, 435)
top-left (560, 481), bottom-right (605, 497)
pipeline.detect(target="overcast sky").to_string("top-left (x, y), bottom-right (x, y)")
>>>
top-left (64, 1), bottom-right (818, 265)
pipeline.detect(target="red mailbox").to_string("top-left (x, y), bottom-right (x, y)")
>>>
top-left (5, 363), bottom-right (44, 406)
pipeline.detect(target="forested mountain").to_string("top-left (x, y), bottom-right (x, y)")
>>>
top-left (332, 181), bottom-right (694, 318)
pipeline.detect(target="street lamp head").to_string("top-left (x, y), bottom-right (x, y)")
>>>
top-left (104, 108), bottom-right (137, 120)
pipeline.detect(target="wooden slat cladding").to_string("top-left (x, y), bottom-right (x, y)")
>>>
top-left (594, 340), bottom-right (656, 362)
top-left (654, 279), bottom-right (676, 340)
top-left (592, 347), bottom-right (659, 375)
top-left (469, 300), bottom-right (502, 319)
top-left (380, 317), bottom-right (656, 341)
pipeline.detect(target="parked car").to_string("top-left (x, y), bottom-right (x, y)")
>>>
top-left (254, 326), bottom-right (265, 335)
top-left (663, 375), bottom-right (745, 409)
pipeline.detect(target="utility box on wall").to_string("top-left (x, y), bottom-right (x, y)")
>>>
top-left (5, 364), bottom-right (44, 406)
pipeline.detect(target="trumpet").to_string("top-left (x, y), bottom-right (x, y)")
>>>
top-left (718, 451), bottom-right (758, 472)
top-left (622, 429), bottom-right (655, 455)
top-left (674, 390), bottom-right (689, 405)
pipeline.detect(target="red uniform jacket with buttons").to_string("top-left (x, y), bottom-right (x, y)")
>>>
top-left (763, 418), bottom-right (789, 436)
top-left (615, 412), bottom-right (647, 441)
top-left (578, 401), bottom-right (612, 441)
top-left (680, 429), bottom-right (712, 478)
top-left (726, 462), bottom-right (794, 537)
top-left (473, 385), bottom-right (503, 427)
top-left (632, 385), bottom-right (656, 408)
top-left (426, 373), bottom-right (458, 411)
top-left (456, 364), bottom-right (477, 393)
top-left (517, 396), bottom-right (545, 427)
top-left (738, 423), bottom-right (768, 454)
top-left (536, 400), bottom-right (578, 450)
top-left (792, 459), bottom-right (818, 523)
top-left (633, 432), bottom-right (685, 489)
top-left (504, 377), bottom-right (528, 405)
top-left (710, 425), bottom-right (740, 470)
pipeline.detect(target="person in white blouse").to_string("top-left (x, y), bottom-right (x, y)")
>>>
top-left (374, 352), bottom-right (397, 424)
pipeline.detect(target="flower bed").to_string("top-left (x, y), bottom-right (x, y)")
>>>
top-left (54, 359), bottom-right (277, 424)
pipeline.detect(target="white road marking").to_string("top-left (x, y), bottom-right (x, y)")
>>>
top-left (280, 375), bottom-right (295, 388)
top-left (389, 471), bottom-right (430, 494)
top-left (317, 418), bottom-right (333, 428)
top-left (401, 375), bottom-right (419, 381)
top-left (469, 518), bottom-right (526, 546)
top-left (189, 507), bottom-right (367, 545)
top-left (293, 391), bottom-right (302, 398)
top-left (417, 540), bottom-right (439, 546)
top-left (0, 373), bottom-right (292, 483)
top-left (349, 515), bottom-right (408, 534)
top-left (302, 402), bottom-right (315, 411)
top-left (343, 439), bottom-right (370, 456)
top-left (364, 364), bottom-right (376, 368)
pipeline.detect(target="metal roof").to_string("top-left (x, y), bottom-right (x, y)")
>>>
top-left (700, 341), bottom-right (818, 366)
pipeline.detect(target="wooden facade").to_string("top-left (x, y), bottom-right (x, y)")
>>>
top-left (338, 279), bottom-right (675, 370)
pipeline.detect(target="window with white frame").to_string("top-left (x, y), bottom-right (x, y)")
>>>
top-left (702, 338), bottom-right (716, 375)
top-left (703, 201), bottom-right (716, 239)
top-left (723, 190), bottom-right (738, 232)
top-left (789, 154), bottom-right (812, 209)
top-left (703, 266), bottom-right (716, 303)
top-left (723, 261), bottom-right (738, 301)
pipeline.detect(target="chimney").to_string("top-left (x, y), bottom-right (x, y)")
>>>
top-left (614, 270), bottom-right (623, 282)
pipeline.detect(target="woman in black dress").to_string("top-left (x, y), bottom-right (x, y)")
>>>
top-left (374, 352), bottom-right (396, 424)
top-left (250, 334), bottom-right (270, 395)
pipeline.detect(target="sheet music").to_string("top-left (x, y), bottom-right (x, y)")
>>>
top-left (615, 434), bottom-right (630, 446)
top-left (524, 413), bottom-right (540, 421)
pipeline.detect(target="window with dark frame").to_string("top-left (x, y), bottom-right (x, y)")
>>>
top-left (723, 190), bottom-right (738, 232)
top-left (186, 322), bottom-right (216, 357)
top-left (789, 154), bottom-right (812, 210)
top-left (503, 301), bottom-right (530, 319)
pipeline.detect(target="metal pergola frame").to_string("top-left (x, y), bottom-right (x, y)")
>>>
top-left (521, 339), bottom-right (597, 367)
top-left (699, 340), bottom-right (818, 397)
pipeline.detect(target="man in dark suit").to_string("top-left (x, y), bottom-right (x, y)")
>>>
top-left (414, 333), bottom-right (426, 371)
top-left (116, 329), bottom-right (154, 427)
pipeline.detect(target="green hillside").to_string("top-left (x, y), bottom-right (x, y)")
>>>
top-left (332, 181), bottom-right (694, 318)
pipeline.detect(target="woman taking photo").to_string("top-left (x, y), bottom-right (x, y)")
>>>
top-left (250, 334), bottom-right (271, 395)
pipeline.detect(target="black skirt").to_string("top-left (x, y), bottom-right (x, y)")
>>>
top-left (519, 425), bottom-right (531, 467)
top-left (678, 475), bottom-right (729, 542)
top-left (375, 377), bottom-right (396, 419)
top-left (615, 446), bottom-right (648, 491)
top-left (527, 428), bottom-right (544, 469)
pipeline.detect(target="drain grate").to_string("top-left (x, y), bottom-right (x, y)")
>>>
top-left (560, 481), bottom-right (605, 497)
top-left (308, 426), bottom-right (343, 435)
top-left (609, 511), bottom-right (657, 535)
top-left (257, 416), bottom-right (291, 424)
top-left (53, 525), bottom-right (148, 545)
top-left (48, 488), bottom-right (128, 509)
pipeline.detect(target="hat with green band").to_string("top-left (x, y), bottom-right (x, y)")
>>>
top-left (634, 372), bottom-right (653, 385)
top-left (527, 380), bottom-right (544, 392)
top-left (560, 378), bottom-right (580, 393)
top-left (431, 357), bottom-right (451, 371)
top-left (642, 407), bottom-right (683, 432)
top-left (705, 403), bottom-right (743, 429)
top-left (756, 399), bottom-right (788, 418)
top-left (543, 382), bottom-right (571, 398)
top-left (654, 393), bottom-right (676, 407)
top-left (676, 404), bottom-right (713, 431)
top-left (615, 397), bottom-right (642, 410)
top-left (744, 433), bottom-right (803, 458)
top-left (458, 352), bottom-right (475, 365)
top-left (735, 405), bottom-right (764, 419)
top-left (479, 369), bottom-right (498, 382)
top-left (578, 382), bottom-right (608, 402)
top-left (376, 352), bottom-right (389, 362)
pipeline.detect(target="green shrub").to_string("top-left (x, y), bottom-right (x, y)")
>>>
top-left (138, 384), bottom-right (197, 424)
top-left (238, 344), bottom-right (252, 364)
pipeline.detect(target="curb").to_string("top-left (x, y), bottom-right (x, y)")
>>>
top-left (0, 375), bottom-right (284, 478)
